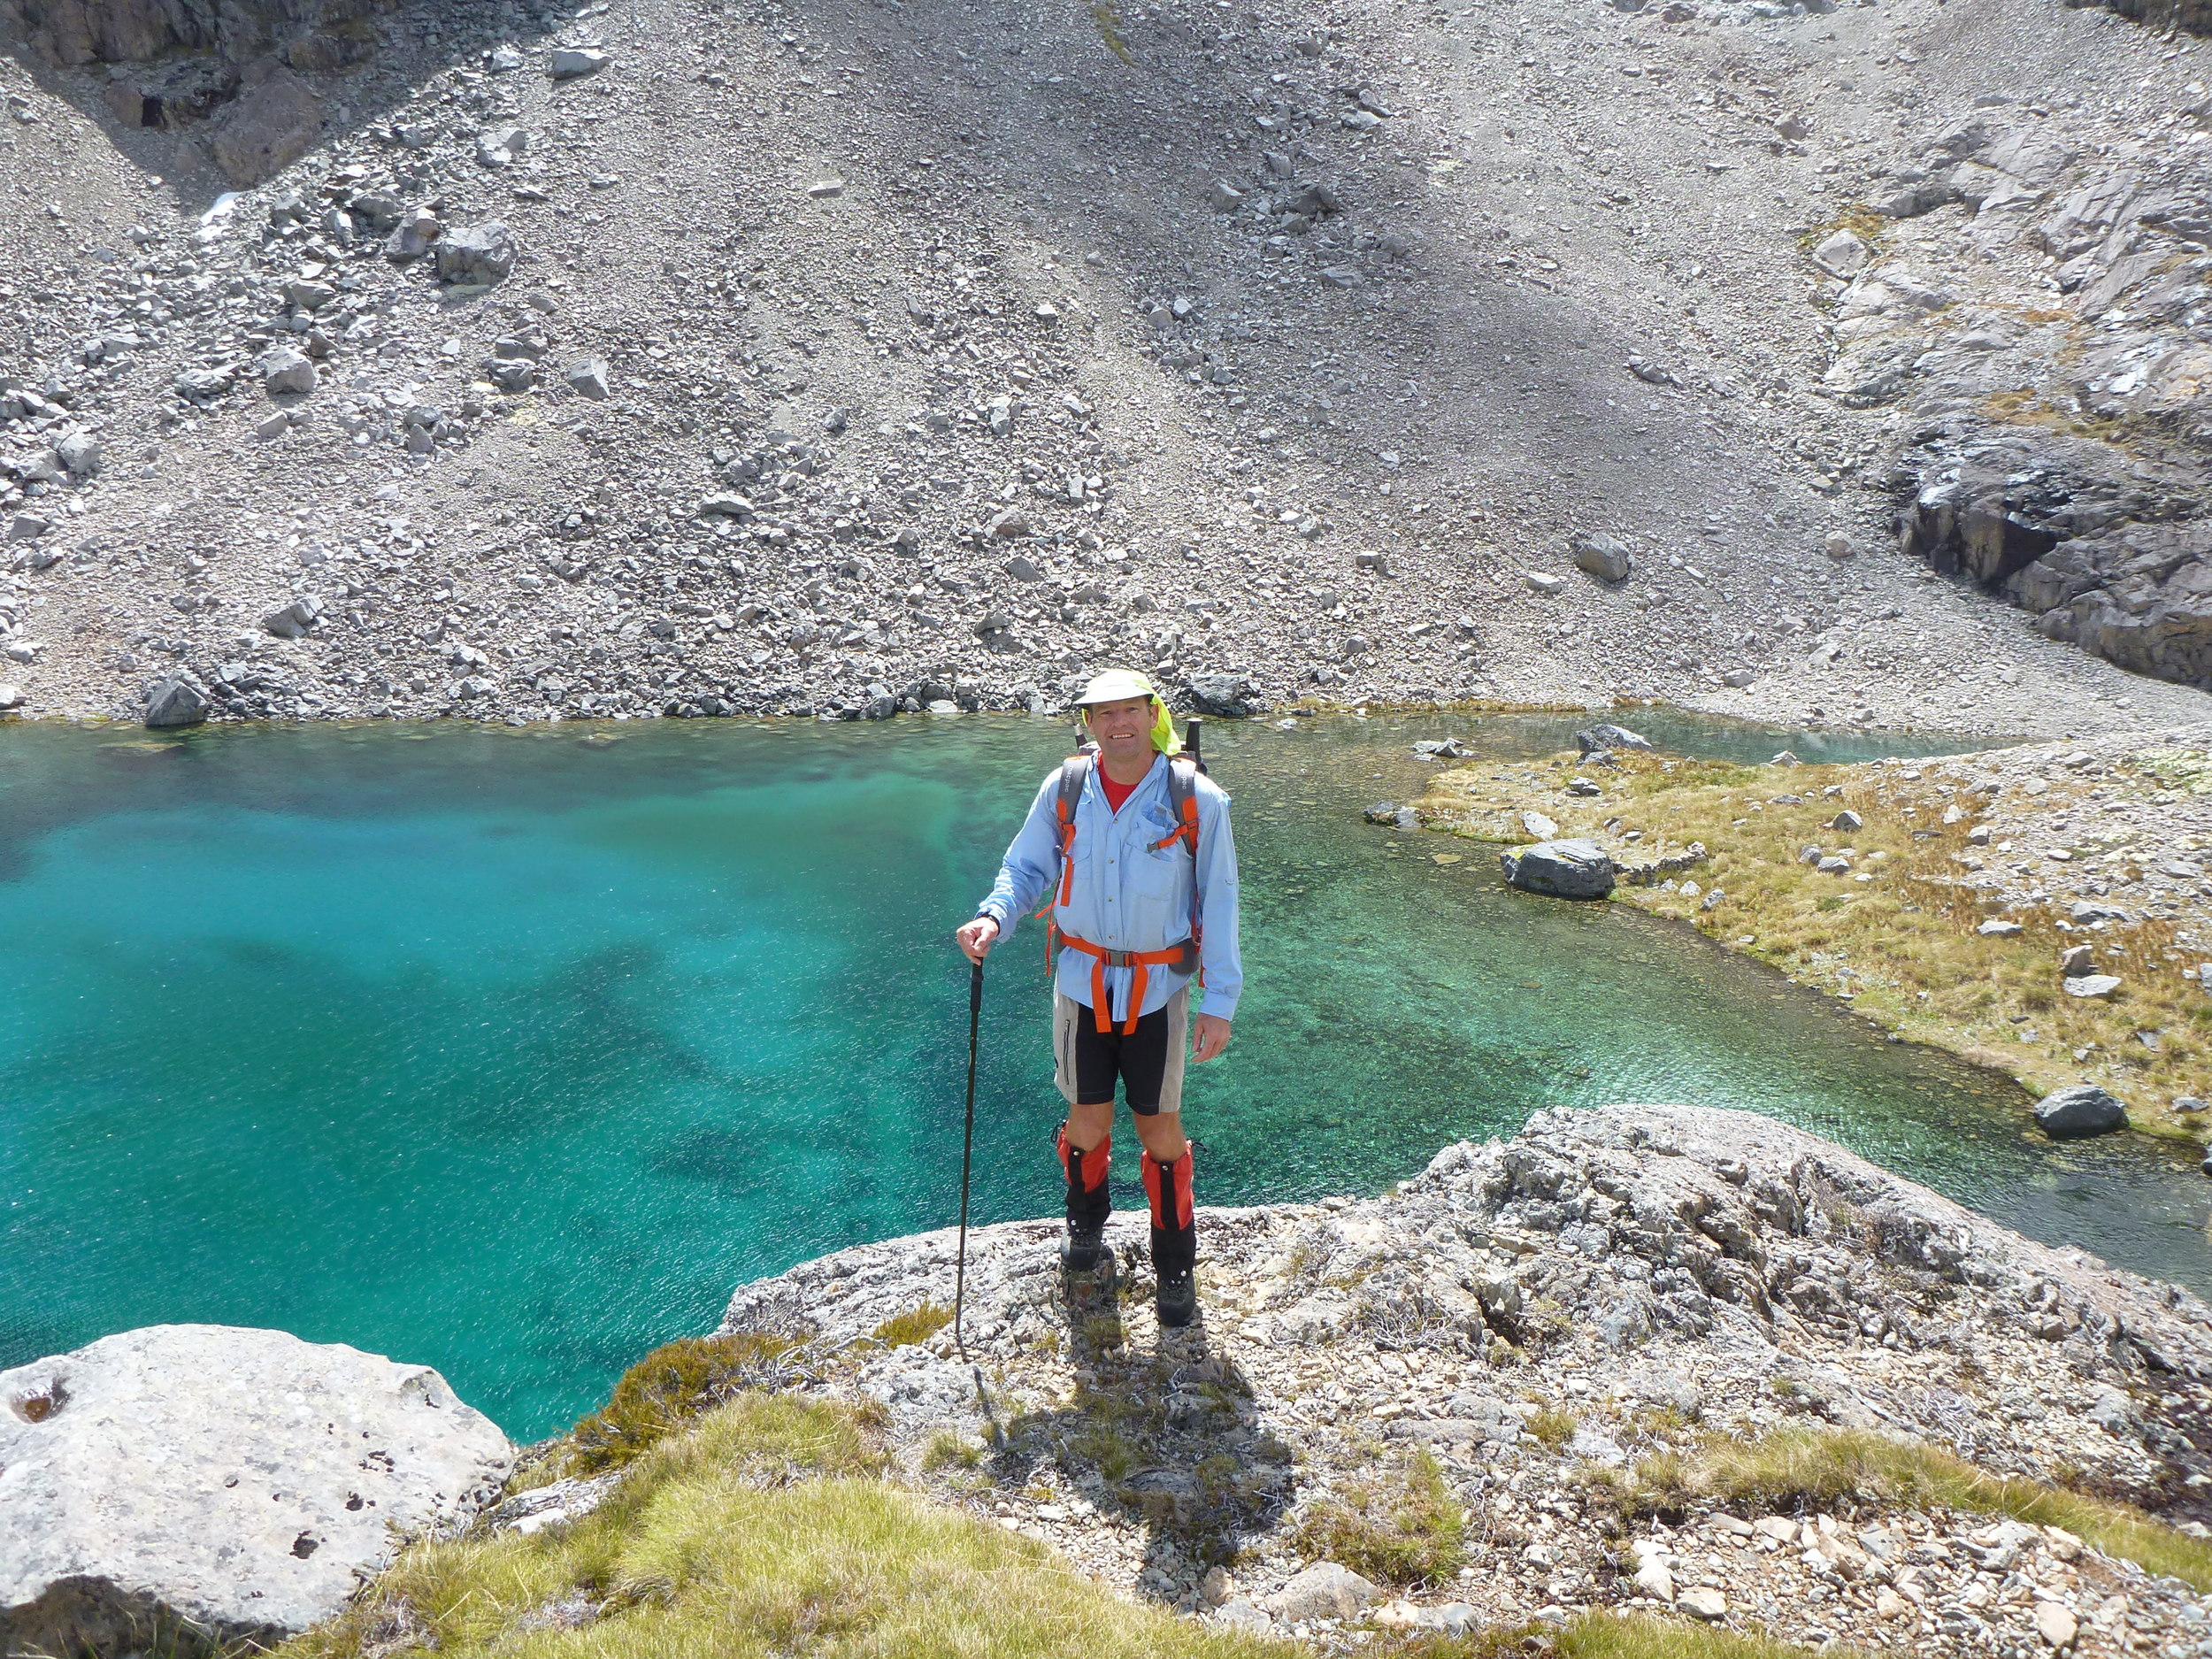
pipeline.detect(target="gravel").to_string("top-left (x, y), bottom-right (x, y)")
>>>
top-left (0, 0), bottom-right (2208, 733)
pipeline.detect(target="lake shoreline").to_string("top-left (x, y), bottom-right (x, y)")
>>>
top-left (1406, 726), bottom-right (2212, 1148)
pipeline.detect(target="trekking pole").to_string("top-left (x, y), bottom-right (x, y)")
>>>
top-left (953, 956), bottom-right (983, 1355)
top-left (1186, 716), bottom-right (1208, 776)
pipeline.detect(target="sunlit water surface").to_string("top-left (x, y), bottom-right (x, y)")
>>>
top-left (3, 710), bottom-right (2203, 1438)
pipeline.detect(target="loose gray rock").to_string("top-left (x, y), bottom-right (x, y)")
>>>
top-left (259, 347), bottom-right (318, 397)
top-left (2060, 944), bottom-right (2095, 977)
top-left (550, 47), bottom-right (611, 79)
top-left (1978, 918), bottom-right (2024, 936)
top-left (567, 359), bottom-right (611, 400)
top-left (2032, 1083), bottom-right (2127, 1138)
top-left (435, 222), bottom-right (518, 287)
top-left (1501, 837), bottom-right (1616, 899)
top-left (1810, 228), bottom-right (1873, 278)
top-left (0, 1325), bottom-right (513, 1656)
top-left (2062, 974), bottom-right (2124, 1001)
top-left (1577, 723), bottom-right (1655, 755)
top-left (1262, 1562), bottom-right (1379, 1622)
top-left (1185, 671), bottom-right (1258, 718)
top-left (263, 596), bottom-right (323, 639)
top-left (57, 431), bottom-right (103, 476)
top-left (143, 673), bottom-right (208, 729)
top-left (1571, 531), bottom-right (1633, 583)
top-left (5, 513), bottom-right (51, 542)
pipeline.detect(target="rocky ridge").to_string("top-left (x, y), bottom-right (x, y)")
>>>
top-left (708, 1103), bottom-right (2212, 1654)
top-left (2, 0), bottom-right (2212, 733)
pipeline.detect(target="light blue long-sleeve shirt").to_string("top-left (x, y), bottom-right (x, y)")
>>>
top-left (977, 754), bottom-right (1242, 1024)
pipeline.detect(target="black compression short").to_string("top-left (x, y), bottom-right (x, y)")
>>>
top-left (1060, 990), bottom-right (1188, 1115)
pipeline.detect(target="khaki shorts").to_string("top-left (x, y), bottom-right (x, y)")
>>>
top-left (1053, 984), bottom-right (1189, 1116)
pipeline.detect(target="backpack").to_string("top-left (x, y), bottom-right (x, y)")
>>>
top-left (1036, 742), bottom-right (1205, 981)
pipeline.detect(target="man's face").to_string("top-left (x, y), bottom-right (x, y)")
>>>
top-left (1085, 695), bottom-right (1154, 759)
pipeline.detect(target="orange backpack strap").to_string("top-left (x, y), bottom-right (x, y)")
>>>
top-left (1035, 749), bottom-right (1095, 967)
top-left (1151, 757), bottom-right (1205, 985)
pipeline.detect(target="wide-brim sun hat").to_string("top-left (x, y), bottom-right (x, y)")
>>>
top-left (1071, 669), bottom-right (1181, 754)
top-left (1071, 668), bottom-right (1160, 708)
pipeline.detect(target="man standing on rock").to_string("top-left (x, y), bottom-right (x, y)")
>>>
top-left (955, 670), bottom-right (1242, 1328)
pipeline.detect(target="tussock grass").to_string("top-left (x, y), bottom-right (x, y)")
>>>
top-left (873, 1302), bottom-right (954, 1348)
top-left (277, 1393), bottom-right (1290, 1659)
top-left (562, 1330), bottom-right (799, 1475)
top-left (1527, 1407), bottom-right (1578, 1453)
top-left (1292, 1449), bottom-right (1466, 1588)
top-left (1601, 1427), bottom-right (2212, 1593)
top-left (1414, 750), bottom-right (2212, 1137)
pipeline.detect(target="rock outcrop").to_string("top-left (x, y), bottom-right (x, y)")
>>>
top-left (0, 1325), bottom-right (513, 1656)
top-left (1812, 103), bottom-right (2212, 692)
top-left (0, 0), bottom-right (398, 181)
top-left (711, 1103), bottom-right (2212, 1652)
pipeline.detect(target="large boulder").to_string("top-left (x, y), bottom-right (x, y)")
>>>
top-left (435, 221), bottom-right (518, 288)
top-left (0, 1325), bottom-right (513, 1656)
top-left (1184, 671), bottom-right (1258, 718)
top-left (1501, 837), bottom-right (1616, 899)
top-left (142, 672), bottom-right (208, 728)
top-left (2032, 1083), bottom-right (2128, 1139)
top-left (1575, 722), bottom-right (1654, 755)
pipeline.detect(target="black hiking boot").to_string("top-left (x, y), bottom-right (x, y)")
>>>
top-left (1155, 1266), bottom-right (1198, 1328)
top-left (1056, 1124), bottom-right (1112, 1273)
top-left (1142, 1147), bottom-right (1199, 1330)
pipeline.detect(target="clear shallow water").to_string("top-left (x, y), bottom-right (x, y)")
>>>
top-left (2, 710), bottom-right (2204, 1440)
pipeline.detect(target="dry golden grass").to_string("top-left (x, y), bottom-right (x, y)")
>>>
top-left (275, 1394), bottom-right (1292, 1659)
top-left (1590, 1426), bottom-right (2212, 1594)
top-left (1414, 750), bottom-right (2212, 1138)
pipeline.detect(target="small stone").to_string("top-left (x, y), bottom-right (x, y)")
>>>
top-left (1522, 810), bottom-right (1559, 839)
top-left (434, 221), bottom-right (518, 286)
top-left (1632, 1558), bottom-right (1674, 1601)
top-left (1875, 1588), bottom-right (1909, 1620)
top-left (57, 431), bottom-right (104, 476)
top-left (1823, 529), bottom-right (1857, 560)
top-left (2059, 944), bottom-right (2095, 978)
top-left (1771, 749), bottom-right (1801, 765)
top-left (1826, 810), bottom-right (1862, 832)
top-left (259, 346), bottom-right (318, 396)
top-left (1566, 777), bottom-right (1600, 796)
top-left (1570, 531), bottom-right (1633, 582)
top-left (1678, 1586), bottom-right (1728, 1621)
top-left (0, 685), bottom-right (21, 710)
top-left (1262, 1562), bottom-right (1379, 1623)
top-left (1978, 918), bottom-right (2024, 936)
top-left (2033, 1083), bottom-right (2126, 1137)
top-left (1811, 230), bottom-right (1872, 279)
top-left (1816, 855), bottom-right (1852, 875)
top-left (2034, 1601), bottom-right (2078, 1648)
top-left (550, 47), bottom-right (610, 79)
top-left (566, 359), bottom-right (611, 400)
top-left (262, 596), bottom-right (323, 640)
top-left (5, 513), bottom-right (51, 542)
top-left (382, 207), bottom-right (442, 262)
top-left (2062, 974), bottom-right (2123, 1001)
top-left (806, 178), bottom-right (845, 198)
top-left (1523, 571), bottom-right (1565, 595)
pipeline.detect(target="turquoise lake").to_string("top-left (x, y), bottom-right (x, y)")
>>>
top-left (4, 710), bottom-right (2206, 1440)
